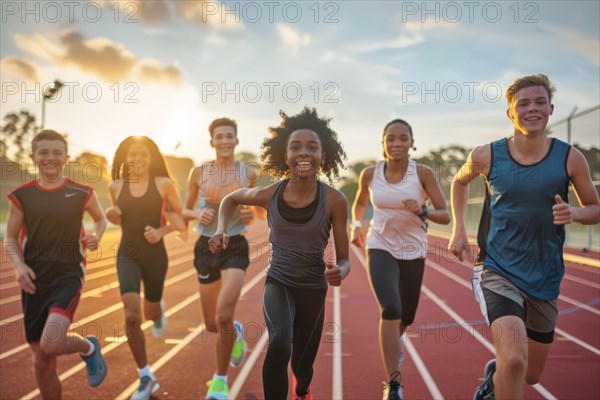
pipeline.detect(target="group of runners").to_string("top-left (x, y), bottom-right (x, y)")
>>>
top-left (4, 73), bottom-right (599, 400)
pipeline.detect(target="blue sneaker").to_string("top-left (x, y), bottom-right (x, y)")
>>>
top-left (473, 359), bottom-right (496, 400)
top-left (131, 375), bottom-right (159, 400)
top-left (229, 321), bottom-right (247, 367)
top-left (80, 336), bottom-right (107, 387)
top-left (152, 300), bottom-right (168, 339)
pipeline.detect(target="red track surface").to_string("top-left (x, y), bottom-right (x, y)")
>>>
top-left (1, 221), bottom-right (599, 399)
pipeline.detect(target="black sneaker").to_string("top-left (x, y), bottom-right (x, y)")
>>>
top-left (382, 371), bottom-right (402, 400)
top-left (473, 359), bottom-right (496, 400)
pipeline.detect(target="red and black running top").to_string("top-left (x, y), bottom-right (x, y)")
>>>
top-left (7, 178), bottom-right (93, 285)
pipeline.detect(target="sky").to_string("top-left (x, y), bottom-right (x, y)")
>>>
top-left (1, 0), bottom-right (599, 168)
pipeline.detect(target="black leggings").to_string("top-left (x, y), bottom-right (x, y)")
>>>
top-left (262, 277), bottom-right (328, 399)
top-left (367, 249), bottom-right (425, 324)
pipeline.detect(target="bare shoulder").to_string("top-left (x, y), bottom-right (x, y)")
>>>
top-left (360, 165), bottom-right (376, 184)
top-left (324, 184), bottom-right (348, 206)
top-left (470, 144), bottom-right (492, 164)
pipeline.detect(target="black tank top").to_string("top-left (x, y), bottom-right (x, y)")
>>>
top-left (117, 178), bottom-right (165, 252)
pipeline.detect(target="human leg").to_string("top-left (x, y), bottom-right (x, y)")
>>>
top-left (262, 277), bottom-right (295, 399)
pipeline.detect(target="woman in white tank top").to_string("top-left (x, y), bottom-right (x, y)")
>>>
top-left (351, 119), bottom-right (450, 400)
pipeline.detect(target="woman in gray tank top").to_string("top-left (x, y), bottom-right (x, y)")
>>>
top-left (209, 107), bottom-right (351, 400)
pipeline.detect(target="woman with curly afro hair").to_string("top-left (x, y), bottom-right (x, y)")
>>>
top-left (209, 106), bottom-right (351, 400)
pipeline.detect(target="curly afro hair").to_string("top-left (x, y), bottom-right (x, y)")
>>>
top-left (260, 106), bottom-right (347, 183)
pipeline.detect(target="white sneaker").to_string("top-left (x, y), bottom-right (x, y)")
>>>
top-left (152, 300), bottom-right (168, 339)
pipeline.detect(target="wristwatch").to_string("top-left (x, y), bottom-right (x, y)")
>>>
top-left (420, 205), bottom-right (429, 220)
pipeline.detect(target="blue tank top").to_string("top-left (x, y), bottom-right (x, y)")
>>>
top-left (266, 180), bottom-right (331, 289)
top-left (484, 138), bottom-right (571, 300)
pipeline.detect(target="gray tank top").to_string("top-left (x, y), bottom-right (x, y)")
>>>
top-left (266, 180), bottom-right (331, 289)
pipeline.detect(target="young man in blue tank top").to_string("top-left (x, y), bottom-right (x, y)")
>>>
top-left (183, 118), bottom-right (257, 400)
top-left (449, 74), bottom-right (600, 400)
top-left (208, 107), bottom-right (350, 400)
top-left (4, 130), bottom-right (108, 398)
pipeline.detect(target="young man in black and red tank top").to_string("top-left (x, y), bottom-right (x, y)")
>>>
top-left (209, 107), bottom-right (351, 400)
top-left (4, 130), bottom-right (108, 398)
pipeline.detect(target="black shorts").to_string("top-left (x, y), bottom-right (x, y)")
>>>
top-left (22, 275), bottom-right (83, 343)
top-left (194, 235), bottom-right (249, 284)
top-left (116, 245), bottom-right (168, 302)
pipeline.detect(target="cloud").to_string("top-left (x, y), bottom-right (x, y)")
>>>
top-left (96, 0), bottom-right (170, 23)
top-left (0, 56), bottom-right (41, 82)
top-left (13, 29), bottom-right (182, 85)
top-left (276, 24), bottom-right (311, 55)
top-left (174, 1), bottom-right (244, 29)
top-left (349, 20), bottom-right (456, 53)
top-left (539, 24), bottom-right (599, 66)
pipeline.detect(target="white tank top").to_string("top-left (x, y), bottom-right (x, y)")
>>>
top-left (366, 160), bottom-right (428, 260)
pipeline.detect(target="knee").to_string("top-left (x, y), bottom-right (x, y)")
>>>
top-left (381, 304), bottom-right (402, 320)
top-left (499, 354), bottom-right (528, 377)
top-left (216, 312), bottom-right (234, 330)
top-left (33, 350), bottom-right (54, 370)
top-left (124, 310), bottom-right (142, 329)
top-left (39, 338), bottom-right (62, 357)
top-left (268, 331), bottom-right (292, 356)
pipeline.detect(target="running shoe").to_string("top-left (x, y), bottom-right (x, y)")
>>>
top-left (80, 336), bottom-right (107, 387)
top-left (131, 375), bottom-right (159, 400)
top-left (152, 300), bottom-right (168, 339)
top-left (473, 359), bottom-right (496, 400)
top-left (230, 321), bottom-right (247, 367)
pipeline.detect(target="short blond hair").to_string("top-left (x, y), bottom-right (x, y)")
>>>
top-left (505, 74), bottom-right (556, 104)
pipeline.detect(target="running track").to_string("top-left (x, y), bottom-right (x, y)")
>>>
top-left (1, 221), bottom-right (598, 399)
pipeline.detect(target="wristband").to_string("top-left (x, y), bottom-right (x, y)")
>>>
top-left (349, 220), bottom-right (362, 229)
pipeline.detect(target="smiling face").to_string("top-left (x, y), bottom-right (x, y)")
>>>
top-left (126, 142), bottom-right (151, 178)
top-left (30, 139), bottom-right (69, 181)
top-left (383, 122), bottom-right (412, 161)
top-left (285, 129), bottom-right (323, 179)
top-left (210, 125), bottom-right (238, 160)
top-left (507, 85), bottom-right (554, 136)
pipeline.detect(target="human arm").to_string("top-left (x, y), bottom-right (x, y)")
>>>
top-left (413, 164), bottom-right (450, 224)
top-left (208, 184), bottom-right (276, 253)
top-left (4, 200), bottom-right (36, 294)
top-left (240, 165), bottom-right (259, 224)
top-left (448, 145), bottom-right (490, 261)
top-left (183, 166), bottom-right (216, 225)
top-left (326, 188), bottom-right (351, 286)
top-left (105, 181), bottom-right (122, 225)
top-left (554, 148), bottom-right (600, 225)
top-left (83, 191), bottom-right (107, 251)
top-left (158, 177), bottom-right (186, 231)
top-left (350, 166), bottom-right (374, 247)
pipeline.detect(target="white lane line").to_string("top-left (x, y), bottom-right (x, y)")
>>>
top-left (404, 336), bottom-right (444, 400)
top-left (19, 293), bottom-right (200, 400)
top-left (229, 332), bottom-right (269, 399)
top-left (332, 286), bottom-right (343, 400)
top-left (350, 244), bottom-right (442, 400)
top-left (421, 285), bottom-right (557, 400)
top-left (115, 268), bottom-right (268, 399)
top-left (427, 259), bottom-right (600, 356)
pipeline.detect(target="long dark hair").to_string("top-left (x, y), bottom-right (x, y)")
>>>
top-left (111, 135), bottom-right (172, 181)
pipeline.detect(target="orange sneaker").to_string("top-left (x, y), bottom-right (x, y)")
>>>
top-left (292, 376), bottom-right (313, 400)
